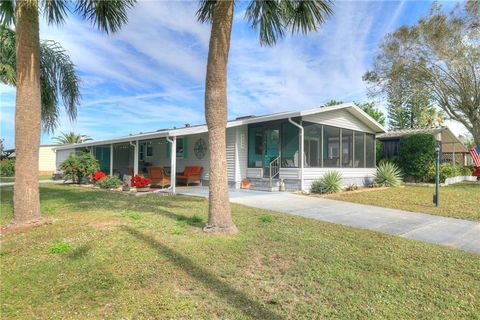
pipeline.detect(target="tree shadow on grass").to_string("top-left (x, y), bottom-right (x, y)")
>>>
top-left (122, 226), bottom-right (284, 320)
top-left (41, 187), bottom-right (205, 229)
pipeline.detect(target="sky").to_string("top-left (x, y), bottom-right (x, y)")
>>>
top-left (0, 0), bottom-right (468, 149)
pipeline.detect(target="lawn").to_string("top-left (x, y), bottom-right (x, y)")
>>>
top-left (1, 185), bottom-right (479, 319)
top-left (0, 175), bottom-right (52, 183)
top-left (326, 181), bottom-right (480, 221)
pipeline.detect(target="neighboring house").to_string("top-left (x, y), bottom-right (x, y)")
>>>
top-left (3, 144), bottom-right (58, 175)
top-left (377, 127), bottom-right (470, 166)
top-left (54, 103), bottom-right (386, 191)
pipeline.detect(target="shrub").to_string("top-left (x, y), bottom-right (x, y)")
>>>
top-left (96, 176), bottom-right (122, 189)
top-left (310, 171), bottom-right (343, 194)
top-left (92, 171), bottom-right (107, 181)
top-left (374, 162), bottom-right (402, 187)
top-left (399, 134), bottom-right (435, 181)
top-left (460, 166), bottom-right (472, 176)
top-left (61, 153), bottom-right (99, 183)
top-left (376, 140), bottom-right (384, 165)
top-left (0, 158), bottom-right (15, 176)
top-left (131, 175), bottom-right (152, 188)
top-left (426, 163), bottom-right (462, 182)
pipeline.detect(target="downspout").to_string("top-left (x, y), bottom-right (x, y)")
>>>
top-left (129, 141), bottom-right (138, 176)
top-left (166, 136), bottom-right (176, 194)
top-left (288, 118), bottom-right (304, 192)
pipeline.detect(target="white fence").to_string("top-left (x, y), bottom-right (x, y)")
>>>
top-left (444, 176), bottom-right (477, 186)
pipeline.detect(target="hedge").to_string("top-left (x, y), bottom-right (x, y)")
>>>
top-left (398, 133), bottom-right (435, 181)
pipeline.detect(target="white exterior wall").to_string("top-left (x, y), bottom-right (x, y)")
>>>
top-left (38, 146), bottom-right (57, 173)
top-left (55, 148), bottom-right (75, 171)
top-left (302, 109), bottom-right (375, 133)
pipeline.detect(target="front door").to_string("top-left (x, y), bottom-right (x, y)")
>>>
top-left (263, 128), bottom-right (280, 177)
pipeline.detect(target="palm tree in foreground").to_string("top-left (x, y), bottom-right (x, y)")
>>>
top-left (197, 0), bottom-right (333, 234)
top-left (0, 0), bottom-right (135, 225)
top-left (52, 132), bottom-right (93, 144)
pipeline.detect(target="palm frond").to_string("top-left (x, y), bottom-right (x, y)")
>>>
top-left (40, 40), bottom-right (81, 133)
top-left (74, 0), bottom-right (136, 34)
top-left (196, 0), bottom-right (217, 23)
top-left (244, 0), bottom-right (334, 46)
top-left (0, 25), bottom-right (16, 85)
top-left (41, 0), bottom-right (69, 25)
top-left (0, 0), bottom-right (15, 26)
top-left (52, 132), bottom-right (92, 144)
top-left (245, 0), bottom-right (285, 46)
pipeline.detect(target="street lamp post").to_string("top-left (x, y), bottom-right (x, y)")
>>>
top-left (433, 141), bottom-right (441, 207)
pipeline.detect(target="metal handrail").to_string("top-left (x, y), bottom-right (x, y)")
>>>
top-left (269, 156), bottom-right (280, 187)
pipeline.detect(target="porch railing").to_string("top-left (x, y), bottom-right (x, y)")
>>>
top-left (269, 156), bottom-right (280, 187)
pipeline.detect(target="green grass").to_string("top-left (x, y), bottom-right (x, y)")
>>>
top-left (48, 241), bottom-right (71, 254)
top-left (0, 175), bottom-right (52, 183)
top-left (328, 181), bottom-right (480, 221)
top-left (1, 185), bottom-right (479, 319)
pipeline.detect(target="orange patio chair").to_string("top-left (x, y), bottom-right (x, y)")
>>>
top-left (176, 166), bottom-right (203, 186)
top-left (147, 167), bottom-right (171, 188)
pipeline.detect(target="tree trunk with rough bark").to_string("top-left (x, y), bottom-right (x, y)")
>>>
top-left (203, 0), bottom-right (238, 235)
top-left (13, 1), bottom-right (42, 224)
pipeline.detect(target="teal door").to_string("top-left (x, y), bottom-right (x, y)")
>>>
top-left (263, 128), bottom-right (280, 177)
top-left (95, 146), bottom-right (110, 173)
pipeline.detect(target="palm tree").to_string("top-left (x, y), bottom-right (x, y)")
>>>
top-left (52, 132), bottom-right (93, 144)
top-left (0, 25), bottom-right (80, 132)
top-left (197, 0), bottom-right (333, 234)
top-left (0, 0), bottom-right (135, 225)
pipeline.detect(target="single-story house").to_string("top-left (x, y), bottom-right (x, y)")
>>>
top-left (2, 144), bottom-right (58, 175)
top-left (54, 103), bottom-right (386, 192)
top-left (376, 127), bottom-right (470, 166)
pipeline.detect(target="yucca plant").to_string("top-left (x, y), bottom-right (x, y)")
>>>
top-left (374, 162), bottom-right (402, 187)
top-left (311, 170), bottom-right (343, 194)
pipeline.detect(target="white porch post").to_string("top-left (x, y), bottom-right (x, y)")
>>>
top-left (288, 118), bottom-right (304, 192)
top-left (134, 140), bottom-right (139, 176)
top-left (167, 136), bottom-right (176, 194)
top-left (109, 144), bottom-right (113, 176)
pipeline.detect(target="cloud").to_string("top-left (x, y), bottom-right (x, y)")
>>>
top-left (1, 0), bottom-right (471, 148)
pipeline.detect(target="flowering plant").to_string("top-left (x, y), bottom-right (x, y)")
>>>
top-left (131, 175), bottom-right (152, 188)
top-left (93, 171), bottom-right (107, 181)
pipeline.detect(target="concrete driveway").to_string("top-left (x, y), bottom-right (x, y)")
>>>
top-left (178, 187), bottom-right (480, 254)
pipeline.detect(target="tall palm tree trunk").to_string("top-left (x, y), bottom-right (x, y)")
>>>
top-left (13, 1), bottom-right (42, 224)
top-left (203, 0), bottom-right (238, 235)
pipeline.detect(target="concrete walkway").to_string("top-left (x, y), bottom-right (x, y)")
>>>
top-left (178, 187), bottom-right (480, 254)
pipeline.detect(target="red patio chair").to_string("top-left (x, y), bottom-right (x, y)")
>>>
top-left (176, 166), bottom-right (203, 186)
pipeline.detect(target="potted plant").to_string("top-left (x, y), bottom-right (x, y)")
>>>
top-left (131, 175), bottom-right (152, 192)
top-left (240, 178), bottom-right (251, 189)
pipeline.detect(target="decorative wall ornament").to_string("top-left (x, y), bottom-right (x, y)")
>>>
top-left (194, 138), bottom-right (207, 159)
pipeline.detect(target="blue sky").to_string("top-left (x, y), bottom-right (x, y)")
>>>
top-left (0, 0), bottom-right (466, 149)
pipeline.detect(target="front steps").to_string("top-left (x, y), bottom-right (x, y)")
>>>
top-left (248, 178), bottom-right (281, 192)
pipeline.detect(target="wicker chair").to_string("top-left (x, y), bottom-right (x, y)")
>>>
top-left (147, 167), bottom-right (171, 188)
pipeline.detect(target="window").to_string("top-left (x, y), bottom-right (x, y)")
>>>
top-left (139, 143), bottom-right (145, 161)
top-left (354, 132), bottom-right (365, 168)
top-left (341, 129), bottom-right (353, 167)
top-left (176, 138), bottom-right (184, 158)
top-left (146, 142), bottom-right (153, 157)
top-left (248, 126), bottom-right (263, 167)
top-left (281, 122), bottom-right (299, 168)
top-left (323, 126), bottom-right (340, 167)
top-left (304, 123), bottom-right (321, 167)
top-left (365, 133), bottom-right (375, 167)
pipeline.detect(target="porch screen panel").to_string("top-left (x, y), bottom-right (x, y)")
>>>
top-left (365, 133), bottom-right (375, 167)
top-left (248, 126), bottom-right (263, 168)
top-left (323, 126), bottom-right (340, 167)
top-left (113, 143), bottom-right (134, 176)
top-left (341, 129), bottom-right (353, 167)
top-left (354, 132), bottom-right (365, 168)
top-left (281, 122), bottom-right (299, 168)
top-left (304, 122), bottom-right (321, 167)
top-left (94, 145), bottom-right (110, 173)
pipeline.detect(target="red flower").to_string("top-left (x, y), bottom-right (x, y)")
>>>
top-left (131, 175), bottom-right (152, 188)
top-left (93, 171), bottom-right (107, 181)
